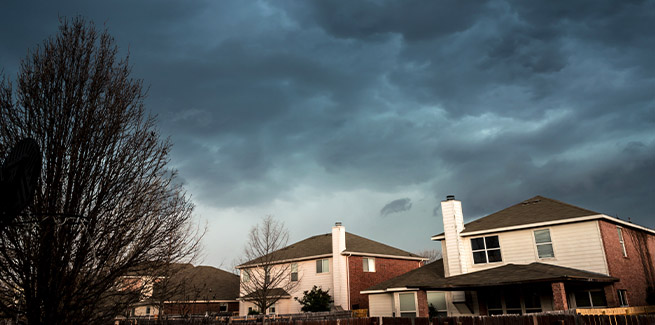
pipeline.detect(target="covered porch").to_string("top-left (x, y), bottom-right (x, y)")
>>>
top-left (428, 263), bottom-right (619, 316)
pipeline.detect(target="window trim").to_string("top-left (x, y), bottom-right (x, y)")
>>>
top-left (571, 290), bottom-right (608, 308)
top-left (242, 269), bottom-right (251, 282)
top-left (398, 292), bottom-right (418, 317)
top-left (290, 263), bottom-right (298, 281)
top-left (471, 235), bottom-right (502, 264)
top-left (533, 228), bottom-right (555, 259)
top-left (363, 257), bottom-right (376, 272)
top-left (618, 289), bottom-right (629, 307)
top-left (617, 226), bottom-right (627, 257)
top-left (316, 258), bottom-right (330, 274)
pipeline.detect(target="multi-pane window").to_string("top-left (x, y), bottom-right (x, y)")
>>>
top-left (363, 257), bottom-right (376, 272)
top-left (471, 236), bottom-right (502, 264)
top-left (291, 263), bottom-right (298, 281)
top-left (534, 229), bottom-right (555, 259)
top-left (485, 290), bottom-right (542, 315)
top-left (574, 290), bottom-right (607, 308)
top-left (399, 292), bottom-right (417, 318)
top-left (617, 227), bottom-right (627, 257)
top-left (618, 290), bottom-right (629, 306)
top-left (316, 259), bottom-right (329, 274)
top-left (242, 269), bottom-right (251, 282)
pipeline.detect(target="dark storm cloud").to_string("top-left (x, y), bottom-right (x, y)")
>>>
top-left (1, 0), bottom-right (653, 231)
top-left (380, 198), bottom-right (412, 217)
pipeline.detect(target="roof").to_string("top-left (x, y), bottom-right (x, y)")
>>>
top-left (238, 232), bottom-right (423, 267)
top-left (364, 261), bottom-right (617, 292)
top-left (433, 196), bottom-right (601, 238)
top-left (156, 265), bottom-right (240, 301)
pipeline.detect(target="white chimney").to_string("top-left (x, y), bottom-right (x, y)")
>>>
top-left (441, 195), bottom-right (469, 277)
top-left (332, 222), bottom-right (348, 309)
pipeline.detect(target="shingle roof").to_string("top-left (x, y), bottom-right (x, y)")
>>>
top-left (365, 261), bottom-right (616, 291)
top-left (161, 265), bottom-right (240, 301)
top-left (433, 196), bottom-right (600, 237)
top-left (238, 232), bottom-right (423, 267)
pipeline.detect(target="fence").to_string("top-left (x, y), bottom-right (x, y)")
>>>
top-left (116, 307), bottom-right (655, 325)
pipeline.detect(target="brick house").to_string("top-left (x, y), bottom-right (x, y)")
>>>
top-left (363, 195), bottom-right (655, 317)
top-left (237, 223), bottom-right (426, 315)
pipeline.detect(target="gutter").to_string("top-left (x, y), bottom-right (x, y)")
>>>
top-left (342, 251), bottom-right (427, 261)
top-left (431, 214), bottom-right (655, 240)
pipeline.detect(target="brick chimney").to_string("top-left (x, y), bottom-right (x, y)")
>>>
top-left (332, 222), bottom-right (348, 309)
top-left (441, 195), bottom-right (469, 277)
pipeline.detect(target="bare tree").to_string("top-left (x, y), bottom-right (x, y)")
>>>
top-left (238, 216), bottom-right (299, 314)
top-left (0, 17), bottom-right (202, 324)
top-left (416, 249), bottom-right (442, 264)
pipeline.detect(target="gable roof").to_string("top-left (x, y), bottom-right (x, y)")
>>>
top-left (238, 232), bottom-right (423, 268)
top-left (433, 195), bottom-right (601, 238)
top-left (157, 265), bottom-right (240, 301)
top-left (363, 261), bottom-right (616, 292)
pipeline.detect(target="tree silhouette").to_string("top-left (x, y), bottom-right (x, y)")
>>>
top-left (0, 17), bottom-right (201, 324)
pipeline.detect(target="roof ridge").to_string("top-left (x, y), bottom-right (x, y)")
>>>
top-left (532, 195), bottom-right (600, 215)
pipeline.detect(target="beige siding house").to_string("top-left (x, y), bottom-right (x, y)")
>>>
top-left (237, 223), bottom-right (426, 316)
top-left (363, 195), bottom-right (655, 317)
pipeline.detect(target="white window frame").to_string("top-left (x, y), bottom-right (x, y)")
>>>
top-left (363, 257), bottom-right (376, 272)
top-left (471, 235), bottom-right (502, 264)
top-left (242, 269), bottom-right (251, 282)
top-left (316, 259), bottom-right (329, 274)
top-left (617, 226), bottom-right (627, 257)
top-left (290, 263), bottom-right (298, 281)
top-left (533, 229), bottom-right (555, 259)
top-left (397, 292), bottom-right (418, 317)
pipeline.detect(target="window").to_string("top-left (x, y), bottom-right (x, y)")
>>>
top-left (534, 229), bottom-right (554, 259)
top-left (291, 263), bottom-right (298, 281)
top-left (145, 306), bottom-right (151, 315)
top-left (242, 269), bottom-right (250, 282)
top-left (617, 227), bottom-right (627, 257)
top-left (269, 305), bottom-right (276, 314)
top-left (316, 259), bottom-right (329, 273)
top-left (485, 289), bottom-right (541, 315)
top-left (220, 303), bottom-right (227, 312)
top-left (471, 236), bottom-right (502, 264)
top-left (618, 290), bottom-right (629, 306)
top-left (573, 290), bottom-right (607, 308)
top-left (427, 292), bottom-right (447, 318)
top-left (363, 257), bottom-right (376, 272)
top-left (399, 292), bottom-right (417, 318)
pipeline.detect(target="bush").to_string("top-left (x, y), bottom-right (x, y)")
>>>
top-left (295, 286), bottom-right (333, 312)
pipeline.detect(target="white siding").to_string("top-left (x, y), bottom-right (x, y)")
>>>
top-left (368, 293), bottom-right (394, 317)
top-left (463, 221), bottom-right (608, 275)
top-left (238, 258), bottom-right (335, 316)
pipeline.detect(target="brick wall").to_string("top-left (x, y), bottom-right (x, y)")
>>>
top-left (348, 256), bottom-right (421, 310)
top-left (599, 220), bottom-right (655, 306)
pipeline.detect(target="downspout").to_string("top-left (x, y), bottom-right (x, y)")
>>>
top-left (346, 253), bottom-right (352, 310)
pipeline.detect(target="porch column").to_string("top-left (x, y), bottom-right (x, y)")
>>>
top-left (551, 282), bottom-right (568, 311)
top-left (417, 291), bottom-right (429, 317)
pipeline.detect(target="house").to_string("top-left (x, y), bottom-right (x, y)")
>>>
top-left (363, 195), bottom-right (655, 317)
top-left (160, 265), bottom-right (240, 316)
top-left (123, 264), bottom-right (239, 318)
top-left (236, 223), bottom-right (427, 316)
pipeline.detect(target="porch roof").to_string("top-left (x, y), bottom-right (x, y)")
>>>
top-left (363, 261), bottom-right (617, 292)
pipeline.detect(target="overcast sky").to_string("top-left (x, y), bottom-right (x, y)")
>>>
top-left (1, 0), bottom-right (653, 268)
